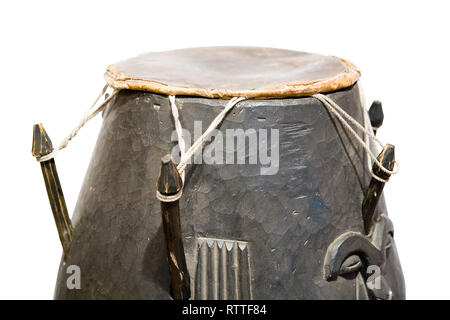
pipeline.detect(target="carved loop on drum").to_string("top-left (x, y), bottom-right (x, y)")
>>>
top-left (323, 231), bottom-right (385, 281)
top-left (323, 215), bottom-right (395, 300)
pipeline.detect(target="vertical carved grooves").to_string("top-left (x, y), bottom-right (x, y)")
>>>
top-left (210, 240), bottom-right (219, 299)
top-left (195, 238), bottom-right (252, 300)
top-left (197, 240), bottom-right (208, 299)
top-left (239, 242), bottom-right (251, 299)
top-left (219, 241), bottom-right (228, 299)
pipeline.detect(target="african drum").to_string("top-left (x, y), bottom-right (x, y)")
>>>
top-left (33, 47), bottom-right (404, 299)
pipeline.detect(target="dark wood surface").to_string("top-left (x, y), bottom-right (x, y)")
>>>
top-left (53, 85), bottom-right (405, 299)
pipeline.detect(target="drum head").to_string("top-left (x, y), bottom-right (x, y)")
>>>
top-left (105, 47), bottom-right (360, 99)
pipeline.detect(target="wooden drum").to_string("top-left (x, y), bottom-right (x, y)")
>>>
top-left (34, 47), bottom-right (404, 299)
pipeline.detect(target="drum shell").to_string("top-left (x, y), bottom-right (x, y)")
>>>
top-left (54, 83), bottom-right (405, 299)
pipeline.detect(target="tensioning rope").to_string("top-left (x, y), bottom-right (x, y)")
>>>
top-left (36, 84), bottom-right (398, 200)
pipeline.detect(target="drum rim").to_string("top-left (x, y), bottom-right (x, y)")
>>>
top-left (104, 46), bottom-right (360, 99)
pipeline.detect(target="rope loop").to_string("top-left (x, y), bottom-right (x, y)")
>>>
top-left (312, 93), bottom-right (399, 182)
top-left (156, 189), bottom-right (183, 202)
top-left (170, 96), bottom-right (246, 176)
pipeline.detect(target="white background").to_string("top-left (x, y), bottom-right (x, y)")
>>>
top-left (0, 0), bottom-right (448, 299)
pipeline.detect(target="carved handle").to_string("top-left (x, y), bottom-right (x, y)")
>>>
top-left (32, 124), bottom-right (73, 256)
top-left (157, 154), bottom-right (190, 300)
top-left (362, 144), bottom-right (395, 234)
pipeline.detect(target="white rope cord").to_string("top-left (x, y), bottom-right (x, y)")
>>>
top-left (175, 96), bottom-right (246, 176)
top-left (35, 82), bottom-right (397, 199)
top-left (169, 95), bottom-right (186, 183)
top-left (165, 94), bottom-right (398, 201)
top-left (156, 96), bottom-right (246, 202)
top-left (37, 84), bottom-right (119, 162)
top-left (358, 87), bottom-right (384, 182)
top-left (156, 190), bottom-right (184, 203)
top-left (155, 95), bottom-right (188, 202)
top-left (312, 93), bottom-right (399, 182)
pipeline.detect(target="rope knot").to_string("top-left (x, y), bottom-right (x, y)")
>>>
top-left (156, 189), bottom-right (183, 202)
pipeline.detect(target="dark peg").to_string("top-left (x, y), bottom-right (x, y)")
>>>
top-left (32, 124), bottom-right (73, 256)
top-left (369, 101), bottom-right (384, 135)
top-left (157, 154), bottom-right (183, 196)
top-left (361, 144), bottom-right (395, 234)
top-left (157, 155), bottom-right (190, 300)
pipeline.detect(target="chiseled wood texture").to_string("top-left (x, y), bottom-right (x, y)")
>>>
top-left (32, 124), bottom-right (73, 255)
top-left (105, 47), bottom-right (360, 99)
top-left (53, 83), bottom-right (405, 299)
